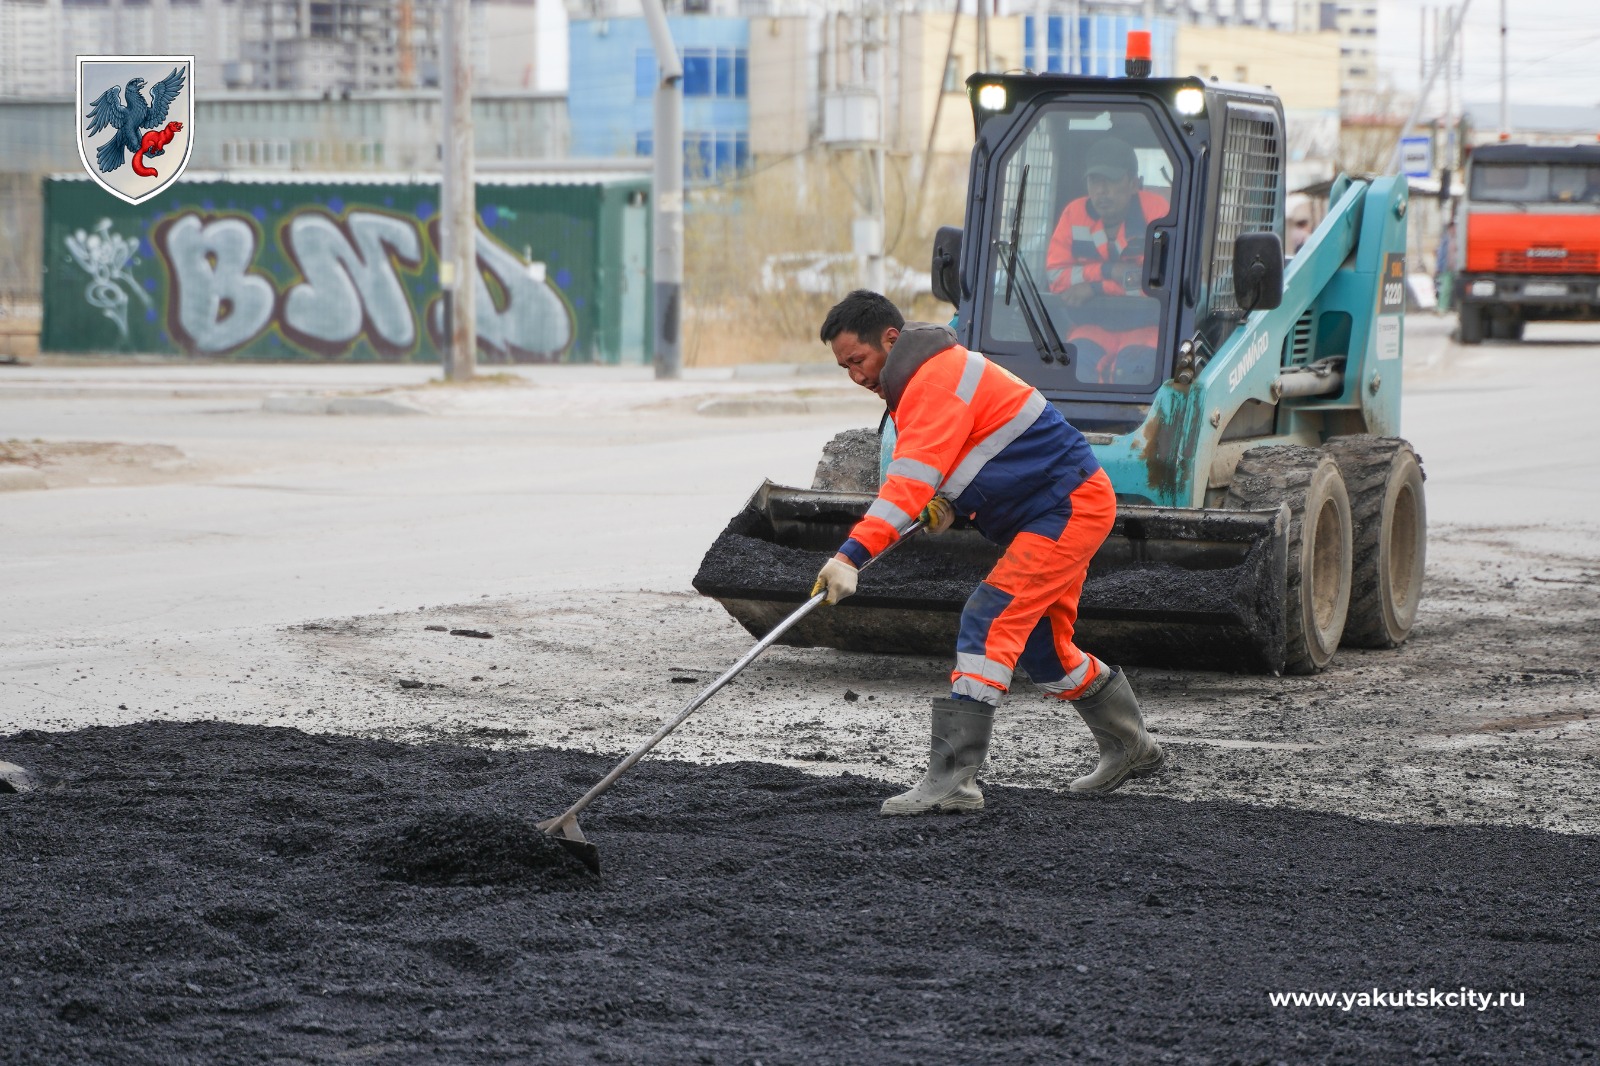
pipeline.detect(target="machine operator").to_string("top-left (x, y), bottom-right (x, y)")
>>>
top-left (1045, 137), bottom-right (1169, 386)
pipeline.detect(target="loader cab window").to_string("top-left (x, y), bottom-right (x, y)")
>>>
top-left (978, 103), bottom-right (1179, 399)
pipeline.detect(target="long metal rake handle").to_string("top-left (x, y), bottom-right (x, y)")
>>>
top-left (545, 524), bottom-right (923, 830)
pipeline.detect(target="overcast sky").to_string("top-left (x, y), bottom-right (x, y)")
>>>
top-left (1374, 0), bottom-right (1600, 109)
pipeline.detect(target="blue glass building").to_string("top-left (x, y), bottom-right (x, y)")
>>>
top-left (1024, 14), bottom-right (1177, 78)
top-left (568, 16), bottom-right (750, 182)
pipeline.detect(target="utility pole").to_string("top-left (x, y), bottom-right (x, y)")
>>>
top-left (915, 0), bottom-right (964, 221)
top-left (640, 0), bottom-right (683, 380)
top-left (821, 4), bottom-right (886, 295)
top-left (1443, 5), bottom-right (1455, 177)
top-left (440, 0), bottom-right (476, 381)
top-left (864, 5), bottom-right (887, 295)
top-left (1388, 0), bottom-right (1472, 175)
top-left (976, 0), bottom-right (990, 72)
top-left (1498, 0), bottom-right (1509, 138)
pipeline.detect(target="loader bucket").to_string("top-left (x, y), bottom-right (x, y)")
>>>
top-left (692, 482), bottom-right (1290, 675)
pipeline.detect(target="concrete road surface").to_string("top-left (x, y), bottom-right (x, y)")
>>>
top-left (2, 317), bottom-right (1598, 835)
top-left (5, 317), bottom-right (1595, 650)
top-left (0, 363), bottom-right (877, 641)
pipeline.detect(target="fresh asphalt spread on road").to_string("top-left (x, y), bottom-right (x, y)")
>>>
top-left (3, 322), bottom-right (1599, 1062)
top-left (1, 720), bottom-right (1595, 1065)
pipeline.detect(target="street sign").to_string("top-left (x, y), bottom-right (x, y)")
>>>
top-left (1399, 136), bottom-right (1433, 179)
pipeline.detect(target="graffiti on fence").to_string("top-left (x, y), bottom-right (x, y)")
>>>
top-left (43, 176), bottom-right (648, 361)
top-left (421, 219), bottom-right (575, 363)
top-left (151, 207), bottom-right (574, 359)
top-left (62, 218), bottom-right (153, 340)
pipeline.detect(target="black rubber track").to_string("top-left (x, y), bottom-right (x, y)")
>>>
top-left (2, 721), bottom-right (1596, 1065)
top-left (1225, 445), bottom-right (1342, 675)
top-left (1323, 436), bottom-right (1425, 649)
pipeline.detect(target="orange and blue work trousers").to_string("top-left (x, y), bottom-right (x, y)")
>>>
top-left (1068, 323), bottom-right (1159, 385)
top-left (950, 467), bottom-right (1116, 705)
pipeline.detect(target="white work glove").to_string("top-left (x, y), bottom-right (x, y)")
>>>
top-left (811, 557), bottom-right (858, 605)
top-left (919, 496), bottom-right (956, 535)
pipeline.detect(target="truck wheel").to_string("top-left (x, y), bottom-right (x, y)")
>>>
top-left (810, 427), bottom-right (882, 492)
top-left (1489, 313), bottom-right (1524, 341)
top-left (1226, 446), bottom-right (1353, 674)
top-left (1322, 437), bottom-right (1427, 649)
top-left (1457, 304), bottom-right (1484, 345)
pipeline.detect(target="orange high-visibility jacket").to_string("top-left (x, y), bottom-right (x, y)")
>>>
top-left (837, 323), bottom-right (1101, 567)
top-left (1045, 190), bottom-right (1170, 294)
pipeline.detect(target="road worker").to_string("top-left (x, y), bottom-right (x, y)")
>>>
top-left (1044, 137), bottom-right (1170, 386)
top-left (812, 289), bottom-right (1163, 815)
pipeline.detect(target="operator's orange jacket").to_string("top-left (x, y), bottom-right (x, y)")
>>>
top-left (1045, 190), bottom-right (1170, 294)
top-left (836, 323), bottom-right (1101, 568)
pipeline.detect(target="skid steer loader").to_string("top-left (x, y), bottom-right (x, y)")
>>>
top-left (694, 53), bottom-right (1426, 675)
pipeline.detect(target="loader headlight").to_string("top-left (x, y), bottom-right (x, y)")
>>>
top-left (1469, 279), bottom-right (1496, 297)
top-left (976, 83), bottom-right (1008, 111)
top-left (1175, 87), bottom-right (1205, 116)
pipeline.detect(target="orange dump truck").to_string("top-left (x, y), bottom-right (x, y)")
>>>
top-left (1455, 143), bottom-right (1600, 343)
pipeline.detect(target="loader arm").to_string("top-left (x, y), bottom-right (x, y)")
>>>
top-left (1093, 174), bottom-right (1408, 509)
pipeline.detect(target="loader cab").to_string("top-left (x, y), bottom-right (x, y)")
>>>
top-left (949, 74), bottom-right (1287, 433)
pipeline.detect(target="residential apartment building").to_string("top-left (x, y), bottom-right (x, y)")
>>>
top-left (0, 0), bottom-right (566, 96)
top-left (0, 89), bottom-right (569, 172)
top-left (0, 0), bottom-right (250, 97)
top-left (1292, 0), bottom-right (1377, 108)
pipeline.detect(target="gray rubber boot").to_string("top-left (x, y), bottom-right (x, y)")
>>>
top-left (1069, 666), bottom-right (1164, 793)
top-left (880, 698), bottom-right (995, 816)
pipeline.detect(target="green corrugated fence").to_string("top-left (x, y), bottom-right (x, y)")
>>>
top-left (41, 172), bottom-right (651, 363)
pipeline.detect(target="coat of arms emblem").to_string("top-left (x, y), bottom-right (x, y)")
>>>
top-left (76, 55), bottom-right (194, 205)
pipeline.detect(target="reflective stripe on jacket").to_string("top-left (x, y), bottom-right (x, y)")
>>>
top-left (1045, 190), bottom-right (1170, 294)
top-left (838, 323), bottom-right (1101, 565)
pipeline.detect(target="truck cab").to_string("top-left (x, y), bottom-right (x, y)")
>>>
top-left (1454, 143), bottom-right (1600, 342)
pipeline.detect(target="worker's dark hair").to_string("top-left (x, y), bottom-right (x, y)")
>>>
top-left (820, 289), bottom-right (904, 348)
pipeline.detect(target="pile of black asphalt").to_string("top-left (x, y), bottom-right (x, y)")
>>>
top-left (2, 721), bottom-right (1595, 1064)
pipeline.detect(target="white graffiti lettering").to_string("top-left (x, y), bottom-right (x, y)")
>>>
top-left (467, 231), bottom-right (574, 361)
top-left (1228, 329), bottom-right (1272, 392)
top-left (282, 210), bottom-right (423, 356)
top-left (157, 213), bottom-right (276, 354)
top-left (153, 206), bottom-right (573, 362)
top-left (63, 218), bottom-right (153, 341)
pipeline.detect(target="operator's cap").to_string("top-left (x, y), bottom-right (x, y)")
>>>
top-left (1084, 138), bottom-right (1138, 180)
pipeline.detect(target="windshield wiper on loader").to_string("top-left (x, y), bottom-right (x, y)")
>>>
top-left (997, 165), bottom-right (1071, 365)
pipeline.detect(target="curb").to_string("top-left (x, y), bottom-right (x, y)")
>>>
top-left (0, 466), bottom-right (47, 492)
top-left (730, 363), bottom-right (843, 380)
top-left (695, 393), bottom-right (881, 418)
top-left (263, 394), bottom-right (426, 416)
